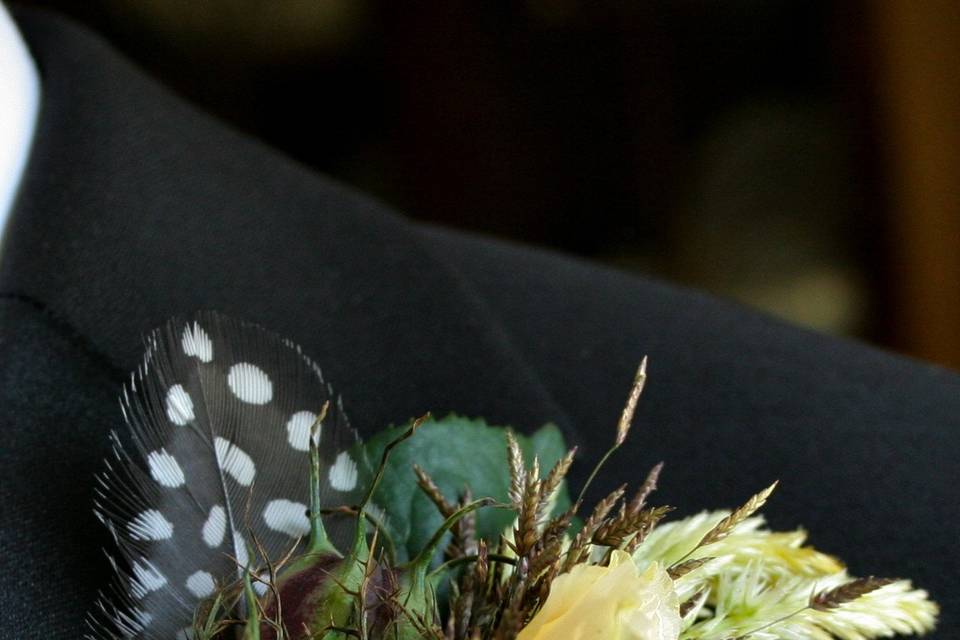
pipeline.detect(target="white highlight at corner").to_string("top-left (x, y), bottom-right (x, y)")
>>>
top-left (0, 4), bottom-right (40, 249)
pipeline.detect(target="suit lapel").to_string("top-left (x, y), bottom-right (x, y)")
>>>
top-left (4, 8), bottom-right (574, 441)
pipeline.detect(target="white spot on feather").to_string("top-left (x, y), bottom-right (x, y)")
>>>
top-left (128, 509), bottom-right (173, 541)
top-left (202, 505), bottom-right (226, 548)
top-left (176, 628), bottom-right (195, 640)
top-left (130, 559), bottom-right (167, 599)
top-left (133, 609), bottom-right (153, 629)
top-left (147, 449), bottom-right (185, 487)
top-left (227, 362), bottom-right (273, 404)
top-left (254, 571), bottom-right (271, 596)
top-left (364, 503), bottom-right (388, 527)
top-left (234, 531), bottom-right (250, 567)
top-left (286, 410), bottom-right (318, 452)
top-left (329, 451), bottom-right (358, 491)
top-left (113, 607), bottom-right (153, 634)
top-left (181, 322), bottom-right (213, 362)
top-left (263, 499), bottom-right (310, 537)
top-left (165, 384), bottom-right (195, 425)
top-left (185, 570), bottom-right (216, 598)
top-left (214, 437), bottom-right (256, 486)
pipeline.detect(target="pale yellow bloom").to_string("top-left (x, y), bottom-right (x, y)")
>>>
top-left (518, 550), bottom-right (681, 640)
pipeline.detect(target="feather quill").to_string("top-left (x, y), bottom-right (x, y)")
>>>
top-left (88, 312), bottom-right (367, 639)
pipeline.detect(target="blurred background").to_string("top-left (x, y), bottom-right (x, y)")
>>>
top-left (22, 0), bottom-right (960, 369)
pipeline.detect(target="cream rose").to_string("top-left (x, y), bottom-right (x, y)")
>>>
top-left (517, 550), bottom-right (681, 640)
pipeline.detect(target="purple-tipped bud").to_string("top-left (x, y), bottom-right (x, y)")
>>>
top-left (257, 548), bottom-right (433, 640)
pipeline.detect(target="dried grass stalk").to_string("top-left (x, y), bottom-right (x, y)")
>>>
top-left (616, 357), bottom-right (648, 446)
top-left (667, 557), bottom-right (713, 580)
top-left (626, 461), bottom-right (663, 514)
top-left (537, 448), bottom-right (576, 520)
top-left (414, 464), bottom-right (456, 518)
top-left (506, 431), bottom-right (526, 509)
top-left (697, 481), bottom-right (778, 548)
top-left (563, 484), bottom-right (626, 571)
top-left (514, 457), bottom-right (542, 557)
top-left (810, 576), bottom-right (897, 611)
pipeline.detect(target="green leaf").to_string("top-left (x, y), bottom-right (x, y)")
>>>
top-left (353, 415), bottom-right (571, 562)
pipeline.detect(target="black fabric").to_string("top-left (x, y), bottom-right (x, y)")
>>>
top-left (0, 8), bottom-right (957, 638)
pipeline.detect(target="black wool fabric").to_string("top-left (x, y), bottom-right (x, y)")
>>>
top-left (1, 8), bottom-right (957, 638)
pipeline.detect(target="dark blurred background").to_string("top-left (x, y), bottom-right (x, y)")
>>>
top-left (22, 0), bottom-right (960, 368)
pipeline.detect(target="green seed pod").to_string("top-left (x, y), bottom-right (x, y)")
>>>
top-left (253, 517), bottom-right (443, 640)
top-left (247, 415), bottom-right (448, 640)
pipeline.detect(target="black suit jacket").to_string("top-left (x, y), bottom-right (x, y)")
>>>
top-left (1, 9), bottom-right (957, 638)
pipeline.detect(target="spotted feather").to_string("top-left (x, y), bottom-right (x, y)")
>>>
top-left (88, 312), bottom-right (370, 639)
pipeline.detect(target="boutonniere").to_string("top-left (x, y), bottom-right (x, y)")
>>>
top-left (88, 312), bottom-right (937, 640)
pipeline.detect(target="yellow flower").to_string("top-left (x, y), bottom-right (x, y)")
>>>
top-left (518, 550), bottom-right (681, 640)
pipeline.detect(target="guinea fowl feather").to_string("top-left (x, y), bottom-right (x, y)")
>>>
top-left (88, 312), bottom-right (368, 639)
